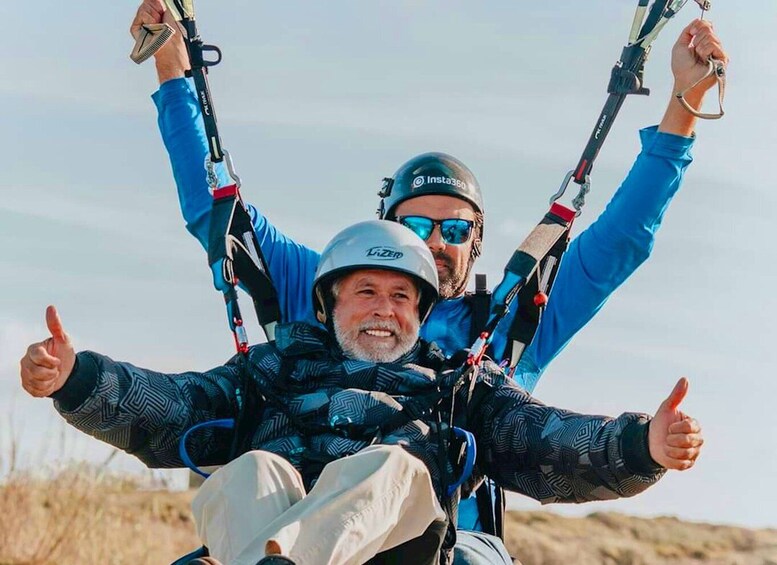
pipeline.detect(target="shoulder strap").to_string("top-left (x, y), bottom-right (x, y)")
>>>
top-left (504, 221), bottom-right (570, 370)
top-left (466, 273), bottom-right (492, 346)
top-left (208, 185), bottom-right (282, 347)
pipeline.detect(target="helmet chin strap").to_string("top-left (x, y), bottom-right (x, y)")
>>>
top-left (314, 285), bottom-right (335, 326)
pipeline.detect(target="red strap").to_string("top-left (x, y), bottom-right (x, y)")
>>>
top-left (213, 184), bottom-right (239, 200)
top-left (574, 159), bottom-right (589, 182)
top-left (549, 202), bottom-right (576, 223)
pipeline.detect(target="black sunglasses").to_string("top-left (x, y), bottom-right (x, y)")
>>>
top-left (396, 216), bottom-right (475, 245)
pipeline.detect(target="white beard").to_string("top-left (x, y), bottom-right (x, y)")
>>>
top-left (333, 313), bottom-right (419, 363)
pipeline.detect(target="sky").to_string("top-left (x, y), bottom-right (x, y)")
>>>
top-left (2, 1), bottom-right (776, 529)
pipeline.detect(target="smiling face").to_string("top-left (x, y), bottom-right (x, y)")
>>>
top-left (394, 194), bottom-right (479, 299)
top-left (331, 269), bottom-right (421, 363)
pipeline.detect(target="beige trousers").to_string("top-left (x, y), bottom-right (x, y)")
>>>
top-left (191, 445), bottom-right (447, 565)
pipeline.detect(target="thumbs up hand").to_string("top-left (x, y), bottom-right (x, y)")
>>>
top-left (648, 377), bottom-right (703, 471)
top-left (20, 306), bottom-right (76, 398)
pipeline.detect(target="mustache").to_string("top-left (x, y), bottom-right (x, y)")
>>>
top-left (432, 252), bottom-right (454, 270)
top-left (358, 319), bottom-right (400, 334)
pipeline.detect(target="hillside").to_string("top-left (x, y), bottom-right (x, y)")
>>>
top-left (1, 472), bottom-right (774, 564)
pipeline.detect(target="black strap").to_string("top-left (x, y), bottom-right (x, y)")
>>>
top-left (493, 481), bottom-right (506, 540)
top-left (208, 187), bottom-right (282, 343)
top-left (170, 0), bottom-right (226, 165)
top-left (571, 0), bottom-right (673, 185)
top-left (464, 207), bottom-right (572, 542)
top-left (504, 215), bottom-right (571, 369)
top-left (475, 482), bottom-right (497, 538)
top-left (366, 519), bottom-right (448, 565)
top-left (482, 204), bottom-right (574, 370)
top-left (467, 274), bottom-right (491, 345)
top-left (170, 0), bottom-right (282, 346)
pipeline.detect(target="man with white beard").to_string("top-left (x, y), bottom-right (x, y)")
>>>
top-left (21, 221), bottom-right (703, 565)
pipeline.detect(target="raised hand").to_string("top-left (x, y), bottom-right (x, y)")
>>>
top-left (130, 0), bottom-right (189, 83)
top-left (648, 377), bottom-right (703, 471)
top-left (660, 19), bottom-right (728, 134)
top-left (19, 306), bottom-right (76, 398)
top-left (671, 19), bottom-right (728, 99)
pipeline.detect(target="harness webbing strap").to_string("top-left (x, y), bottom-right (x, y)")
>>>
top-left (475, 483), bottom-right (497, 539)
top-left (166, 0), bottom-right (225, 165)
top-left (165, 0), bottom-right (282, 347)
top-left (212, 184), bottom-right (238, 199)
top-left (482, 203), bottom-right (576, 354)
top-left (467, 274), bottom-right (491, 346)
top-left (493, 485), bottom-right (505, 540)
top-left (366, 520), bottom-right (447, 565)
top-left (208, 186), bottom-right (281, 342)
top-left (573, 0), bottom-right (674, 186)
top-left (465, 204), bottom-right (573, 543)
top-left (506, 207), bottom-right (572, 370)
top-left (507, 205), bottom-right (574, 280)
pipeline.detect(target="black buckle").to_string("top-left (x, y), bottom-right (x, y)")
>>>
top-left (378, 177), bottom-right (394, 198)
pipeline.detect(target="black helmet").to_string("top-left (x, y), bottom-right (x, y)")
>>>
top-left (377, 152), bottom-right (484, 220)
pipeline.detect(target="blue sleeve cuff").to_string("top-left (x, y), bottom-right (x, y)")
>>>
top-left (49, 352), bottom-right (100, 412)
top-left (151, 77), bottom-right (194, 110)
top-left (639, 125), bottom-right (695, 162)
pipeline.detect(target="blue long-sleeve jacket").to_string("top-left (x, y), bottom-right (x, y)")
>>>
top-left (153, 78), bottom-right (693, 391)
top-left (152, 77), bottom-right (693, 530)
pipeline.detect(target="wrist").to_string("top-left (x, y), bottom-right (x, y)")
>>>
top-left (50, 352), bottom-right (98, 411)
top-left (155, 55), bottom-right (188, 84)
top-left (658, 93), bottom-right (699, 137)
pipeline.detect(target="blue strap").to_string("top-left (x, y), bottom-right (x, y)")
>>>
top-left (179, 418), bottom-right (236, 479)
top-left (446, 426), bottom-right (477, 497)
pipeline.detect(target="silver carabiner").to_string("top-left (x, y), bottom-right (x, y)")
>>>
top-left (205, 156), bottom-right (219, 192)
top-left (223, 149), bottom-right (242, 188)
top-left (205, 149), bottom-right (243, 193)
top-left (549, 170), bottom-right (575, 205)
top-left (550, 170), bottom-right (590, 217)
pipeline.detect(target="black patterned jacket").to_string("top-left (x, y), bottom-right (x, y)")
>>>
top-left (52, 322), bottom-right (664, 505)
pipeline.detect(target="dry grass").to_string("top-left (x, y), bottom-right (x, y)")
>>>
top-left (1, 471), bottom-right (776, 565)
top-left (504, 511), bottom-right (777, 565)
top-left (0, 463), bottom-right (199, 565)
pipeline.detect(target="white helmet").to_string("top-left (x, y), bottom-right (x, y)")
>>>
top-left (313, 220), bottom-right (439, 323)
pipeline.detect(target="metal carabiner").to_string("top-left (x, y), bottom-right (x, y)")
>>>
top-left (549, 170), bottom-right (590, 217)
top-left (205, 149), bottom-right (243, 192)
top-left (205, 157), bottom-right (219, 192)
top-left (675, 57), bottom-right (726, 119)
top-left (223, 150), bottom-right (242, 188)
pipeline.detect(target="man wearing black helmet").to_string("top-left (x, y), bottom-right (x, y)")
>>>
top-left (378, 153), bottom-right (484, 300)
top-left (21, 221), bottom-right (703, 565)
top-left (131, 1), bottom-right (727, 562)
